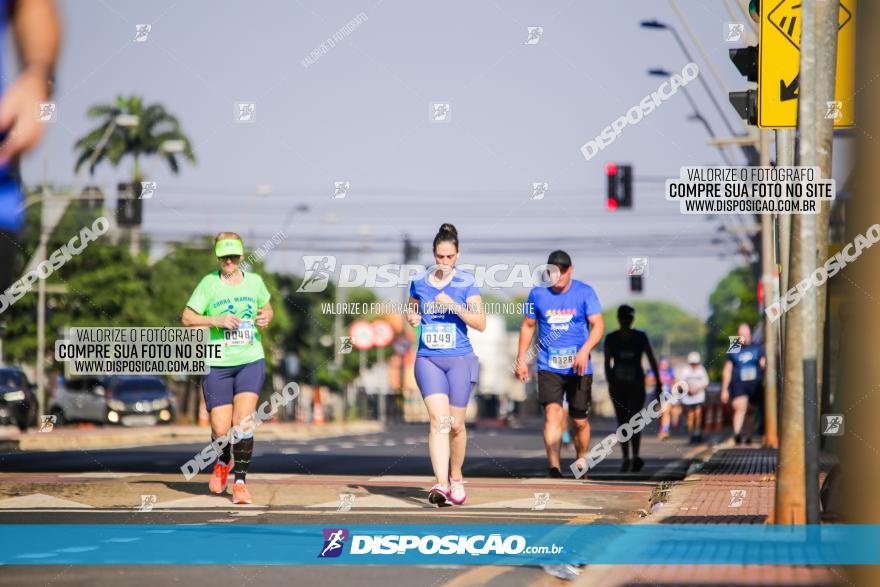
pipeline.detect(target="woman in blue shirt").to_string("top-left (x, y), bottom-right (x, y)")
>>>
top-left (406, 223), bottom-right (485, 506)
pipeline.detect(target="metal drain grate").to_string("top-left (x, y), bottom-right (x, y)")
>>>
top-left (700, 449), bottom-right (778, 476)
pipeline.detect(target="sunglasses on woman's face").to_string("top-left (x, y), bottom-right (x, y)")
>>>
top-left (219, 255), bottom-right (240, 263)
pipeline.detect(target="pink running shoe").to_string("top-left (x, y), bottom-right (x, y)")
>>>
top-left (427, 483), bottom-right (450, 506)
top-left (449, 478), bottom-right (467, 505)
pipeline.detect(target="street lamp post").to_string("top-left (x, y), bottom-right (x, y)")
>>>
top-left (32, 113), bottom-right (139, 413)
top-left (647, 68), bottom-right (733, 165)
top-left (640, 20), bottom-right (739, 136)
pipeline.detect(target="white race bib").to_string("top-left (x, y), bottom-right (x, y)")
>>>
top-left (740, 365), bottom-right (757, 382)
top-left (422, 323), bottom-right (456, 350)
top-left (224, 319), bottom-right (255, 346)
top-left (549, 346), bottom-right (577, 370)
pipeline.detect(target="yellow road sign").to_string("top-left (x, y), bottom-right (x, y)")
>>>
top-left (758, 0), bottom-right (855, 128)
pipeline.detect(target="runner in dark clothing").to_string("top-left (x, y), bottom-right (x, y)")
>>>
top-left (603, 305), bottom-right (661, 472)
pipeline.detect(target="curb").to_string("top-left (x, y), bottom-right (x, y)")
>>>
top-left (0, 421), bottom-right (385, 452)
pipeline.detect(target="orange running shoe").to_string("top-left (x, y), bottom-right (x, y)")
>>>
top-left (232, 481), bottom-right (252, 504)
top-left (208, 462), bottom-right (232, 494)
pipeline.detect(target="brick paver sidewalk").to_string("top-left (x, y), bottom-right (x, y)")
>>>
top-left (573, 446), bottom-right (842, 586)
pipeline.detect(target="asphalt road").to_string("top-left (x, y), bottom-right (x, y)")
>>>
top-left (0, 417), bottom-right (694, 480)
top-left (0, 417), bottom-right (700, 587)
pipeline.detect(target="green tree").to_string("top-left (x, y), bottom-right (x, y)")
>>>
top-left (3, 200), bottom-right (154, 363)
top-left (482, 292), bottom-right (528, 331)
top-left (73, 95), bottom-right (195, 181)
top-left (705, 265), bottom-right (760, 380)
top-left (271, 276), bottom-right (378, 391)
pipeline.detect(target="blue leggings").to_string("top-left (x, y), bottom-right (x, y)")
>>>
top-left (414, 353), bottom-right (479, 408)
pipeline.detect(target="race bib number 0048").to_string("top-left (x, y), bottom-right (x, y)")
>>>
top-left (422, 323), bottom-right (456, 350)
top-left (224, 319), bottom-right (255, 346)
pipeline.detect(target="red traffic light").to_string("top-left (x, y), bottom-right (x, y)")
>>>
top-left (606, 197), bottom-right (619, 211)
top-left (605, 162), bottom-right (618, 176)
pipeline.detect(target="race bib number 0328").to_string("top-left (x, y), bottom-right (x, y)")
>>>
top-left (548, 346), bottom-right (577, 370)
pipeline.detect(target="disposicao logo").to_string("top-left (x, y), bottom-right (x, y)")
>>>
top-left (319, 528), bottom-right (349, 558)
top-left (317, 529), bottom-right (564, 558)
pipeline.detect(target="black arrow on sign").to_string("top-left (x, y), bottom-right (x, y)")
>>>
top-left (780, 73), bottom-right (799, 101)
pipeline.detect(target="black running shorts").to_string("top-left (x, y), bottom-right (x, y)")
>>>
top-left (538, 371), bottom-right (593, 419)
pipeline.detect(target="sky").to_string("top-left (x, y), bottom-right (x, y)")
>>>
top-left (16, 0), bottom-right (852, 318)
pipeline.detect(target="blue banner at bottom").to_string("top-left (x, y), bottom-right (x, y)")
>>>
top-left (0, 524), bottom-right (876, 565)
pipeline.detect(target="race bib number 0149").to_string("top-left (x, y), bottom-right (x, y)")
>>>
top-left (422, 323), bottom-right (456, 350)
top-left (224, 319), bottom-right (255, 346)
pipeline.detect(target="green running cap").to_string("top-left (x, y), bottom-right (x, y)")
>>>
top-left (215, 238), bottom-right (244, 257)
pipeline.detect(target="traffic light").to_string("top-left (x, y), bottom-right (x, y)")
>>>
top-left (115, 182), bottom-right (143, 227)
top-left (606, 162), bottom-right (618, 210)
top-left (79, 185), bottom-right (104, 211)
top-left (748, 0), bottom-right (760, 23)
top-left (605, 162), bottom-right (633, 210)
top-left (729, 46), bottom-right (758, 125)
top-left (629, 274), bottom-right (643, 293)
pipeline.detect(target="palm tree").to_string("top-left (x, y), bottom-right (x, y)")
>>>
top-left (74, 95), bottom-right (196, 181)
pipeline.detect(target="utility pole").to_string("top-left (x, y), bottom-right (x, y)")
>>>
top-left (776, 204), bottom-right (806, 523)
top-left (759, 129), bottom-right (778, 448)
top-left (812, 0), bottom-right (840, 453)
top-left (799, 0), bottom-right (839, 525)
top-left (33, 192), bottom-right (71, 413)
top-left (333, 283), bottom-right (345, 370)
top-left (130, 226), bottom-right (141, 258)
top-left (774, 0), bottom-right (839, 527)
top-left (377, 343), bottom-right (386, 424)
top-left (776, 132), bottom-right (795, 296)
top-left (399, 235), bottom-right (418, 400)
top-left (775, 129), bottom-right (795, 424)
top-left (28, 115), bottom-right (136, 411)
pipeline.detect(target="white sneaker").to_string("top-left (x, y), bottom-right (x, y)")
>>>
top-left (542, 564), bottom-right (581, 580)
top-left (449, 478), bottom-right (466, 505)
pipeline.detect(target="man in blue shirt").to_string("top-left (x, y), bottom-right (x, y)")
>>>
top-left (0, 0), bottom-right (61, 293)
top-left (721, 322), bottom-right (765, 444)
top-left (516, 250), bottom-right (604, 478)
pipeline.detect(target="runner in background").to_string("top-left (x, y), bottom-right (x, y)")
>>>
top-left (721, 322), bottom-right (765, 444)
top-left (603, 305), bottom-right (661, 472)
top-left (407, 223), bottom-right (485, 506)
top-left (182, 232), bottom-right (274, 504)
top-left (657, 356), bottom-right (678, 440)
top-left (0, 0), bottom-right (61, 294)
top-left (516, 251), bottom-right (604, 478)
top-left (679, 351), bottom-right (709, 444)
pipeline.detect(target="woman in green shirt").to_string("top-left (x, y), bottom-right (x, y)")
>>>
top-left (182, 232), bottom-right (274, 504)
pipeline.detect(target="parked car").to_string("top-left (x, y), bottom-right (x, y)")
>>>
top-left (0, 367), bottom-right (39, 431)
top-left (49, 376), bottom-right (175, 426)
